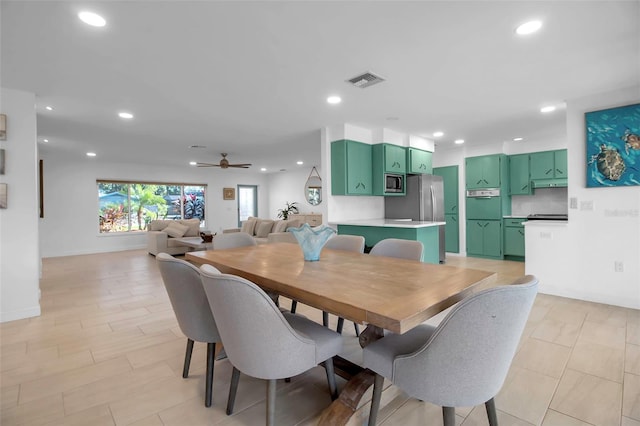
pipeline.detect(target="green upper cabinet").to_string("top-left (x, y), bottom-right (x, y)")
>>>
top-left (407, 148), bottom-right (433, 174)
top-left (331, 140), bottom-right (372, 195)
top-left (508, 154), bottom-right (531, 195)
top-left (554, 149), bottom-right (568, 178)
top-left (465, 154), bottom-right (505, 189)
top-left (433, 165), bottom-right (459, 215)
top-left (372, 143), bottom-right (406, 195)
top-left (530, 149), bottom-right (567, 180)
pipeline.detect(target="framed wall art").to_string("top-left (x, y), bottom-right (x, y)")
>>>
top-left (223, 187), bottom-right (235, 200)
top-left (585, 103), bottom-right (640, 187)
top-left (0, 114), bottom-right (6, 140)
top-left (0, 183), bottom-right (7, 209)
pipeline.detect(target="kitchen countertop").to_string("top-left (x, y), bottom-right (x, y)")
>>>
top-left (333, 219), bottom-right (445, 228)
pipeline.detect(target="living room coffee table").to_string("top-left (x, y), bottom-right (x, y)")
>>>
top-left (173, 236), bottom-right (213, 250)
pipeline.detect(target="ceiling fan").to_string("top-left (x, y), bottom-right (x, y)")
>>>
top-left (196, 153), bottom-right (252, 169)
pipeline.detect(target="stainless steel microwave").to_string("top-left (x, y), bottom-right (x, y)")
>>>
top-left (385, 173), bottom-right (404, 193)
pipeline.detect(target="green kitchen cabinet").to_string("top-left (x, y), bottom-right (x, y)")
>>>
top-left (444, 214), bottom-right (459, 253)
top-left (372, 143), bottom-right (406, 195)
top-left (503, 218), bottom-right (526, 259)
top-left (466, 219), bottom-right (502, 259)
top-left (433, 165), bottom-right (459, 215)
top-left (508, 154), bottom-right (531, 195)
top-left (331, 140), bottom-right (373, 195)
top-left (407, 148), bottom-right (433, 174)
top-left (530, 149), bottom-right (567, 180)
top-left (465, 154), bottom-right (505, 189)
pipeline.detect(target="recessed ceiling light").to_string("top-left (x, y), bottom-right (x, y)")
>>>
top-left (45, 106), bottom-right (53, 111)
top-left (516, 20), bottom-right (542, 35)
top-left (433, 131), bottom-right (444, 138)
top-left (86, 152), bottom-right (97, 157)
top-left (454, 139), bottom-right (465, 145)
top-left (118, 112), bottom-right (133, 119)
top-left (540, 106), bottom-right (556, 113)
top-left (189, 161), bottom-right (197, 166)
top-left (78, 11), bottom-right (106, 27)
top-left (260, 167), bottom-right (267, 172)
top-left (327, 96), bottom-right (341, 104)
top-left (513, 137), bottom-right (524, 141)
top-left (43, 139), bottom-right (49, 143)
top-left (296, 161), bottom-right (304, 165)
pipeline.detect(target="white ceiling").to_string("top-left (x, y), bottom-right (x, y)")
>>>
top-left (2, 1), bottom-right (639, 172)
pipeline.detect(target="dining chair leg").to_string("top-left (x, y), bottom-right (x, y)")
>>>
top-left (442, 406), bottom-right (456, 426)
top-left (290, 300), bottom-right (298, 313)
top-left (266, 379), bottom-right (277, 426)
top-left (336, 317), bottom-right (344, 334)
top-left (182, 338), bottom-right (194, 378)
top-left (323, 358), bottom-right (339, 401)
top-left (485, 397), bottom-right (498, 426)
top-left (323, 311), bottom-right (329, 327)
top-left (368, 373), bottom-right (384, 426)
top-left (226, 366), bottom-right (241, 415)
top-left (205, 342), bottom-right (215, 407)
top-left (354, 323), bottom-right (361, 337)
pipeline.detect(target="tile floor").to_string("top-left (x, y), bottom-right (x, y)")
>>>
top-left (1, 250), bottom-right (639, 425)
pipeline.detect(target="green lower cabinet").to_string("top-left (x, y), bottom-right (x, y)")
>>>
top-left (444, 214), bottom-right (459, 253)
top-left (466, 220), bottom-right (502, 259)
top-left (503, 218), bottom-right (526, 260)
top-left (337, 224), bottom-right (440, 264)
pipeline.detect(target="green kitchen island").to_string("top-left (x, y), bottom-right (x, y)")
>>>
top-left (336, 219), bottom-right (445, 264)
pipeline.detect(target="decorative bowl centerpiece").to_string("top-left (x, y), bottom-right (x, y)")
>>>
top-left (289, 223), bottom-right (335, 261)
top-left (200, 232), bottom-right (215, 243)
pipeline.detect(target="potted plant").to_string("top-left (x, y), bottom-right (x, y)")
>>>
top-left (277, 201), bottom-right (299, 220)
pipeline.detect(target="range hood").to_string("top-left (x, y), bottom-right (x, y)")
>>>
top-left (531, 178), bottom-right (567, 189)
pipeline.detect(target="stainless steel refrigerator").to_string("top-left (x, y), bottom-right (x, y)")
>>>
top-left (384, 174), bottom-right (446, 263)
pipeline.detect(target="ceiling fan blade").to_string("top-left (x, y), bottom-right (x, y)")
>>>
top-left (196, 163), bottom-right (221, 167)
top-left (229, 163), bottom-right (252, 167)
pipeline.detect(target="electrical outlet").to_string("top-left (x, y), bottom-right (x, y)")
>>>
top-left (614, 261), bottom-right (624, 272)
top-left (580, 200), bottom-right (594, 211)
top-left (539, 231), bottom-right (552, 239)
top-left (570, 197), bottom-right (578, 209)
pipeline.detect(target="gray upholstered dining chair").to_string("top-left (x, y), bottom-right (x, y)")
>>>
top-left (315, 235), bottom-right (366, 336)
top-left (369, 238), bottom-right (423, 261)
top-left (212, 231), bottom-right (257, 250)
top-left (364, 275), bottom-right (539, 426)
top-left (199, 269), bottom-right (343, 426)
top-left (290, 234), bottom-right (366, 323)
top-left (156, 253), bottom-right (222, 407)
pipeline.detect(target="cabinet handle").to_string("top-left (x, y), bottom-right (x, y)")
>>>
top-left (546, 169), bottom-right (552, 175)
top-left (521, 184), bottom-right (528, 190)
top-left (556, 168), bottom-right (563, 175)
top-left (483, 179), bottom-right (489, 184)
top-left (519, 230), bottom-right (524, 236)
top-left (452, 217), bottom-right (457, 222)
top-left (477, 222), bottom-right (483, 228)
top-left (476, 179), bottom-right (482, 184)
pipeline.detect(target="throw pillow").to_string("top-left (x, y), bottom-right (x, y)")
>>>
top-left (179, 219), bottom-right (200, 237)
top-left (272, 220), bottom-right (288, 233)
top-left (165, 222), bottom-right (189, 238)
top-left (241, 219), bottom-right (257, 235)
top-left (255, 220), bottom-right (275, 238)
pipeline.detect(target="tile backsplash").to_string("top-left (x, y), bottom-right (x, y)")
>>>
top-left (511, 187), bottom-right (568, 216)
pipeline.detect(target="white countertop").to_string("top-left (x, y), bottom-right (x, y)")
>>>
top-left (334, 219), bottom-right (445, 228)
top-left (523, 220), bottom-right (569, 226)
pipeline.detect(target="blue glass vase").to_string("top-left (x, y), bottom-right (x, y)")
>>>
top-left (289, 223), bottom-right (336, 261)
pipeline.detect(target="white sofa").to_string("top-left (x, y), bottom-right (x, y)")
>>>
top-left (147, 219), bottom-right (202, 256)
top-left (225, 217), bottom-right (303, 244)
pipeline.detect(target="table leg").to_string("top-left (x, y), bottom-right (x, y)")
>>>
top-left (317, 325), bottom-right (384, 425)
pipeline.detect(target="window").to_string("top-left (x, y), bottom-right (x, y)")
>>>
top-left (98, 181), bottom-right (206, 233)
top-left (237, 185), bottom-right (257, 227)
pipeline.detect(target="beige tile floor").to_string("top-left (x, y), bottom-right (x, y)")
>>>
top-left (1, 250), bottom-right (639, 425)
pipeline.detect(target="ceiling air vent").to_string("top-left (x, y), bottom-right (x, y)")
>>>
top-left (346, 71), bottom-right (386, 88)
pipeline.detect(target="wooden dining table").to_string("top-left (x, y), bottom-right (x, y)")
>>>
top-left (186, 242), bottom-right (497, 424)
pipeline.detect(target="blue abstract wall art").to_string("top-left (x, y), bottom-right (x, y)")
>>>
top-left (585, 103), bottom-right (640, 187)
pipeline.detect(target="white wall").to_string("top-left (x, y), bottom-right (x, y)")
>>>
top-left (267, 168), bottom-right (327, 222)
top-left (0, 88), bottom-right (41, 322)
top-left (39, 151), bottom-right (270, 257)
top-left (526, 87), bottom-right (640, 309)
